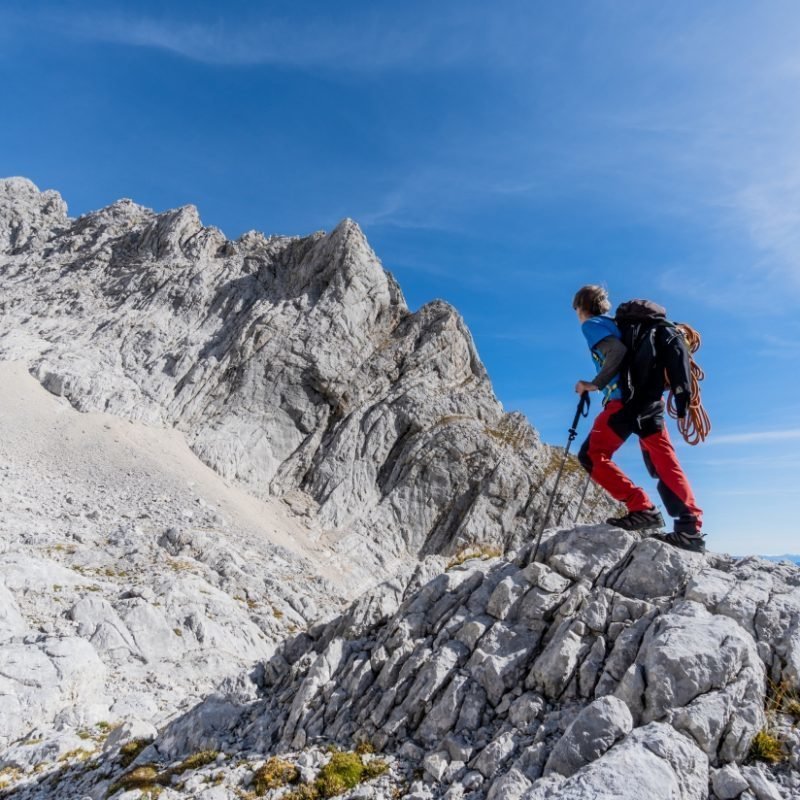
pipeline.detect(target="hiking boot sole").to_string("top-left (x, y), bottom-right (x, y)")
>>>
top-left (652, 532), bottom-right (706, 553)
top-left (605, 511), bottom-right (666, 532)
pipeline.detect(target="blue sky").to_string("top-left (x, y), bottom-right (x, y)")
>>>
top-left (1, 1), bottom-right (798, 555)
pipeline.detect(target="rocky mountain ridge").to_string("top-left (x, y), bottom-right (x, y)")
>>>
top-left (0, 177), bottom-right (611, 581)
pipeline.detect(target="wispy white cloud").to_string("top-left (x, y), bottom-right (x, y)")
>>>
top-left (76, 15), bottom-right (441, 70)
top-left (10, 3), bottom-right (800, 309)
top-left (754, 331), bottom-right (800, 359)
top-left (694, 453), bottom-right (800, 468)
top-left (13, 5), bottom-right (519, 73)
top-left (710, 487), bottom-right (797, 497)
top-left (709, 429), bottom-right (800, 446)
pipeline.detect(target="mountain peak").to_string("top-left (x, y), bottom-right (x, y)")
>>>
top-left (0, 179), bottom-right (608, 572)
top-left (0, 176), bottom-right (69, 253)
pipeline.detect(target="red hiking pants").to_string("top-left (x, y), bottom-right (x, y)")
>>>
top-left (577, 399), bottom-right (702, 533)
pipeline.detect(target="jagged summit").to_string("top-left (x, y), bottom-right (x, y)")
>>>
top-left (0, 178), bottom-right (613, 582)
top-left (0, 177), bottom-right (69, 252)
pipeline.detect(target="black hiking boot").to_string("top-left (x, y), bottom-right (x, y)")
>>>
top-left (652, 530), bottom-right (706, 553)
top-left (605, 507), bottom-right (665, 532)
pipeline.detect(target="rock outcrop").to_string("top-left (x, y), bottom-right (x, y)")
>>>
top-left (203, 527), bottom-right (794, 796)
top-left (9, 527), bottom-right (796, 799)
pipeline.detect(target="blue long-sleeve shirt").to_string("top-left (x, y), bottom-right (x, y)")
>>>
top-left (581, 315), bottom-right (625, 403)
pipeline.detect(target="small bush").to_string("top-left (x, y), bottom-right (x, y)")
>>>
top-left (284, 786), bottom-right (320, 800)
top-left (749, 729), bottom-right (784, 763)
top-left (484, 421), bottom-right (527, 451)
top-left (317, 751), bottom-right (364, 795)
top-left (252, 757), bottom-right (299, 795)
top-left (785, 698), bottom-right (800, 718)
top-left (107, 764), bottom-right (161, 796)
top-left (281, 750), bottom-right (390, 800)
top-left (0, 767), bottom-right (22, 790)
top-left (354, 740), bottom-right (374, 755)
top-left (767, 679), bottom-right (800, 720)
top-left (362, 758), bottom-right (389, 780)
top-left (108, 749), bottom-right (219, 798)
top-left (59, 747), bottom-right (93, 762)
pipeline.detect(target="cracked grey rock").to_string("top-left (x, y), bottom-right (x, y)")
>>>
top-left (615, 601), bottom-right (765, 764)
top-left (486, 766), bottom-right (532, 800)
top-left (0, 635), bottom-right (108, 748)
top-left (711, 763), bottom-right (751, 799)
top-left (741, 765), bottom-right (786, 800)
top-left (526, 722), bottom-right (708, 800)
top-left (471, 730), bottom-right (517, 778)
top-left (466, 621), bottom-right (538, 705)
top-left (544, 695), bottom-right (633, 778)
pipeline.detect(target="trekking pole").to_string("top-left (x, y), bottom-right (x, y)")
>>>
top-left (572, 473), bottom-right (592, 523)
top-left (531, 391), bottom-right (591, 562)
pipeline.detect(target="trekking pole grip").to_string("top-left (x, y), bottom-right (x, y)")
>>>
top-left (569, 391), bottom-right (591, 441)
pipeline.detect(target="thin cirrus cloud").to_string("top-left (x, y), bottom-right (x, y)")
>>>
top-left (20, 7), bottom-right (490, 72)
top-left (708, 429), bottom-right (800, 446)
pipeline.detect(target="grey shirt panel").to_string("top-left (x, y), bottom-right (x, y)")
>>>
top-left (591, 336), bottom-right (627, 390)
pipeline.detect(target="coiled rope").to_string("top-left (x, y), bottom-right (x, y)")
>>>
top-left (666, 323), bottom-right (711, 445)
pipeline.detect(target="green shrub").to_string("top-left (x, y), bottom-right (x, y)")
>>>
top-left (447, 545), bottom-right (502, 569)
top-left (252, 757), bottom-right (299, 795)
top-left (108, 749), bottom-right (221, 798)
top-left (318, 751), bottom-right (363, 794)
top-left (362, 759), bottom-right (389, 780)
top-left (280, 750), bottom-right (390, 800)
top-left (749, 729), bottom-right (784, 763)
top-left (107, 764), bottom-right (162, 796)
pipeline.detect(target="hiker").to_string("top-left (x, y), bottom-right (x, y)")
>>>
top-left (572, 285), bottom-right (705, 552)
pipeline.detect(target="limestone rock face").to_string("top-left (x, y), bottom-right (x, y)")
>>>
top-left (0, 178), bottom-right (611, 585)
top-left (614, 601), bottom-right (765, 764)
top-left (543, 695), bottom-right (633, 777)
top-left (0, 635), bottom-right (107, 748)
top-left (535, 723), bottom-right (708, 800)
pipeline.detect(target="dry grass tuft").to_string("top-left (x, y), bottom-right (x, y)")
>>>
top-left (252, 756), bottom-right (299, 795)
top-left (749, 729), bottom-right (784, 763)
top-left (447, 544), bottom-right (503, 569)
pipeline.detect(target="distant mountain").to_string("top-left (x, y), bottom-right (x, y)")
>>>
top-left (759, 554), bottom-right (800, 565)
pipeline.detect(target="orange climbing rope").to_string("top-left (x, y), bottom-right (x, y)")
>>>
top-left (666, 323), bottom-right (711, 445)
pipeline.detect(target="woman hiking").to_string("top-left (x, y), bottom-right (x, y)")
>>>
top-left (572, 285), bottom-right (705, 553)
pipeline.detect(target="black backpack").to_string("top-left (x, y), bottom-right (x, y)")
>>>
top-left (614, 299), bottom-right (691, 409)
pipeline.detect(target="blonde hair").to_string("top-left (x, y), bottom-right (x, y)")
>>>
top-left (572, 285), bottom-right (611, 316)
